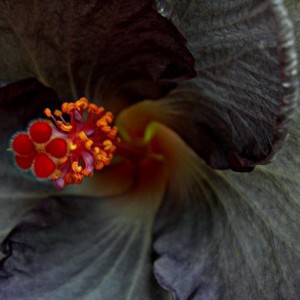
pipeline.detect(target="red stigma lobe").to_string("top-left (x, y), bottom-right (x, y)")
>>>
top-left (15, 155), bottom-right (34, 170)
top-left (29, 121), bottom-right (52, 143)
top-left (45, 138), bottom-right (67, 158)
top-left (34, 153), bottom-right (56, 178)
top-left (12, 134), bottom-right (35, 156)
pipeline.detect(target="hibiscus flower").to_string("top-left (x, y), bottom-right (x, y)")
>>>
top-left (0, 1), bottom-right (299, 299)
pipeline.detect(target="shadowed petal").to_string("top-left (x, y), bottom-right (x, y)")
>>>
top-left (0, 0), bottom-right (195, 111)
top-left (0, 79), bottom-right (60, 242)
top-left (153, 108), bottom-right (300, 299)
top-left (0, 158), bottom-right (170, 300)
top-left (155, 0), bottom-right (298, 171)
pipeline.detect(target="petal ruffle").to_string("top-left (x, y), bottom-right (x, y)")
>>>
top-left (156, 0), bottom-right (298, 171)
top-left (0, 0), bottom-right (195, 110)
top-left (0, 79), bottom-right (60, 242)
top-left (0, 158), bottom-right (170, 299)
top-left (153, 108), bottom-right (300, 299)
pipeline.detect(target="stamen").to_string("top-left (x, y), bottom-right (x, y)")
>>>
top-left (59, 123), bottom-right (73, 132)
top-left (101, 126), bottom-right (111, 133)
top-left (72, 161), bottom-right (83, 173)
top-left (68, 142), bottom-right (77, 151)
top-left (44, 109), bottom-right (59, 127)
top-left (75, 97), bottom-right (89, 110)
top-left (54, 110), bottom-right (62, 117)
top-left (79, 131), bottom-right (88, 142)
top-left (54, 109), bottom-right (67, 124)
top-left (103, 140), bottom-right (113, 151)
top-left (85, 140), bottom-right (93, 150)
top-left (58, 157), bottom-right (68, 165)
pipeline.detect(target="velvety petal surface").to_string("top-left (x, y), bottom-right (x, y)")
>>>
top-left (153, 106), bottom-right (300, 299)
top-left (0, 0), bottom-right (195, 111)
top-left (0, 157), bottom-right (170, 300)
top-left (0, 79), bottom-right (61, 242)
top-left (156, 0), bottom-right (298, 170)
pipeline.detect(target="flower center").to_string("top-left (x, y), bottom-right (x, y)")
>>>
top-left (10, 97), bottom-right (120, 189)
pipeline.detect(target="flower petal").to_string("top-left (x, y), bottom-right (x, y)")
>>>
top-left (0, 0), bottom-right (195, 110)
top-left (0, 158), bottom-right (170, 300)
top-left (286, 1), bottom-right (300, 73)
top-left (155, 0), bottom-right (298, 170)
top-left (0, 79), bottom-right (60, 241)
top-left (153, 108), bottom-right (300, 299)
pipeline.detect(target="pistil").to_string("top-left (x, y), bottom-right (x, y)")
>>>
top-left (10, 97), bottom-right (120, 190)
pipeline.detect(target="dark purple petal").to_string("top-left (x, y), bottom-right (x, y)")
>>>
top-left (0, 194), bottom-right (169, 300)
top-left (156, 0), bottom-right (298, 171)
top-left (0, 79), bottom-right (60, 242)
top-left (153, 107), bottom-right (300, 299)
top-left (0, 0), bottom-right (195, 111)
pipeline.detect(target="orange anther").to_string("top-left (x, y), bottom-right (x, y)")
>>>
top-left (68, 142), bottom-right (77, 151)
top-left (96, 119), bottom-right (106, 127)
top-left (72, 161), bottom-right (82, 173)
top-left (75, 97), bottom-right (88, 110)
top-left (79, 131), bottom-right (88, 141)
top-left (85, 140), bottom-right (93, 150)
top-left (60, 124), bottom-right (73, 132)
top-left (54, 110), bottom-right (63, 117)
top-left (95, 153), bottom-right (103, 161)
top-left (101, 126), bottom-right (111, 133)
top-left (108, 127), bottom-right (118, 138)
top-left (104, 112), bottom-right (113, 123)
top-left (102, 156), bottom-right (111, 164)
top-left (58, 156), bottom-right (68, 165)
top-left (82, 169), bottom-right (92, 176)
top-left (93, 147), bottom-right (100, 155)
top-left (62, 102), bottom-right (75, 113)
top-left (61, 102), bottom-right (69, 113)
top-left (88, 103), bottom-right (99, 112)
top-left (44, 108), bottom-right (52, 118)
top-left (95, 161), bottom-right (104, 170)
top-left (103, 140), bottom-right (113, 151)
top-left (96, 107), bottom-right (105, 114)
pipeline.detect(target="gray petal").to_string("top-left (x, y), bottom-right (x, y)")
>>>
top-left (155, 0), bottom-right (298, 170)
top-left (154, 107), bottom-right (300, 299)
top-left (0, 195), bottom-right (168, 300)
